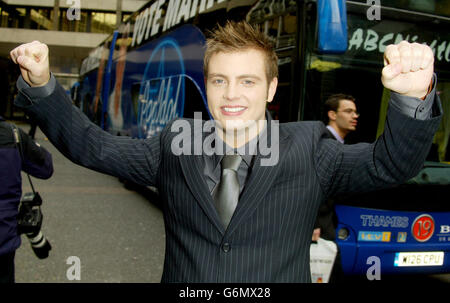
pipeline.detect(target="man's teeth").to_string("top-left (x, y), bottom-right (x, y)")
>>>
top-left (223, 107), bottom-right (245, 112)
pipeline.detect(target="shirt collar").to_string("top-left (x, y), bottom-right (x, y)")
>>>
top-left (213, 135), bottom-right (256, 168)
top-left (204, 117), bottom-right (270, 168)
top-left (326, 125), bottom-right (345, 144)
top-left (212, 121), bottom-right (268, 168)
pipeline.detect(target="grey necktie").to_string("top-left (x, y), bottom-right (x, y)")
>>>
top-left (213, 154), bottom-right (242, 229)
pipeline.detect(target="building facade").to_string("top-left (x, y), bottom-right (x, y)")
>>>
top-left (0, 0), bottom-right (147, 119)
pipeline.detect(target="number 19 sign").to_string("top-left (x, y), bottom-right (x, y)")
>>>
top-left (412, 214), bottom-right (435, 242)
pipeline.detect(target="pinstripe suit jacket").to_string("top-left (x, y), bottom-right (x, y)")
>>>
top-left (15, 80), bottom-right (442, 282)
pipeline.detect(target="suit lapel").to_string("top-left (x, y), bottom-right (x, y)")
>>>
top-left (179, 154), bottom-right (226, 234)
top-left (226, 119), bottom-right (290, 237)
top-left (178, 120), bottom-right (225, 235)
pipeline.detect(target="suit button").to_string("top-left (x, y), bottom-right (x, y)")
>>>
top-left (222, 243), bottom-right (231, 253)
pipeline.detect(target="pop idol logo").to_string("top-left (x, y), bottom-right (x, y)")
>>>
top-left (138, 38), bottom-right (186, 138)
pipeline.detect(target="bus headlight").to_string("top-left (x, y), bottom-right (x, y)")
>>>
top-left (337, 227), bottom-right (349, 240)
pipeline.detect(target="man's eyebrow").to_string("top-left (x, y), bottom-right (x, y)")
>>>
top-left (208, 73), bottom-right (262, 80)
top-left (208, 73), bottom-right (227, 78)
top-left (237, 74), bottom-right (262, 81)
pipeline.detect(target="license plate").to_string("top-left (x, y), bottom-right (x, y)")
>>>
top-left (394, 252), bottom-right (444, 267)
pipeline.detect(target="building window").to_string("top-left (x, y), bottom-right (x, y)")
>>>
top-left (59, 9), bottom-right (90, 32)
top-left (30, 8), bottom-right (53, 30)
top-left (0, 9), bottom-right (9, 28)
top-left (91, 12), bottom-right (116, 33)
top-left (0, 6), bottom-right (118, 34)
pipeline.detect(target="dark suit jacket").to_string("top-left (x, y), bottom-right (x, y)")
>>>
top-left (313, 126), bottom-right (339, 241)
top-left (324, 127), bottom-right (337, 142)
top-left (15, 81), bottom-right (442, 282)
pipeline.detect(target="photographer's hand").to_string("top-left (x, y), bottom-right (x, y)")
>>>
top-left (10, 41), bottom-right (50, 87)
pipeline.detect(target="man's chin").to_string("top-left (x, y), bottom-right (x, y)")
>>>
top-left (216, 119), bottom-right (244, 131)
top-left (216, 119), bottom-right (265, 132)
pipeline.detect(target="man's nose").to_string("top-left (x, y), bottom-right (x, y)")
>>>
top-left (223, 83), bottom-right (240, 101)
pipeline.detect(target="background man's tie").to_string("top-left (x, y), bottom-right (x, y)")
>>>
top-left (213, 154), bottom-right (242, 229)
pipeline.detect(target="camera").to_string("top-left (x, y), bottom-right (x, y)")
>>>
top-left (17, 192), bottom-right (52, 259)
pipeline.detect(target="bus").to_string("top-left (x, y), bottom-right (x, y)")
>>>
top-left (75, 0), bottom-right (450, 279)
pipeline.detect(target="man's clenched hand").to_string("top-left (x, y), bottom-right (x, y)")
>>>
top-left (382, 41), bottom-right (434, 99)
top-left (10, 41), bottom-right (50, 87)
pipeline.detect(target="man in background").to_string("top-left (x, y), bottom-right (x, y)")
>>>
top-left (324, 94), bottom-right (359, 144)
top-left (311, 94), bottom-right (359, 283)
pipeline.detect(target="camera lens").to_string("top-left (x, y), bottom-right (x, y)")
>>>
top-left (27, 231), bottom-right (52, 259)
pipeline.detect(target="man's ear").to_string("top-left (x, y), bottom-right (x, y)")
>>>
top-left (328, 110), bottom-right (337, 121)
top-left (267, 77), bottom-right (278, 103)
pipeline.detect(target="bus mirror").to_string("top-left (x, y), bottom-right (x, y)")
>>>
top-left (317, 0), bottom-right (348, 54)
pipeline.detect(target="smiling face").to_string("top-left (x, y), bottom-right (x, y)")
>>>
top-left (206, 48), bottom-right (277, 133)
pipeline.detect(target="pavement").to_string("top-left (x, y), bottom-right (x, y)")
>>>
top-left (14, 124), bottom-right (165, 283)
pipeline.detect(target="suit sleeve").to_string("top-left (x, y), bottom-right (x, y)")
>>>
top-left (17, 127), bottom-right (53, 179)
top-left (315, 89), bottom-right (443, 198)
top-left (14, 77), bottom-right (161, 187)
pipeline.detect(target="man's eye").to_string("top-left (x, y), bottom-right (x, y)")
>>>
top-left (212, 79), bottom-right (225, 85)
top-left (243, 80), bottom-right (255, 86)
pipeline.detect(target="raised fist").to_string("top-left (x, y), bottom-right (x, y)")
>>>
top-left (10, 40), bottom-right (50, 87)
top-left (382, 41), bottom-right (434, 99)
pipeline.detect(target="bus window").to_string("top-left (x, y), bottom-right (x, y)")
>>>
top-left (350, 0), bottom-right (450, 18)
top-left (248, 1), bottom-right (298, 121)
top-left (302, 4), bottom-right (450, 147)
top-left (434, 80), bottom-right (450, 162)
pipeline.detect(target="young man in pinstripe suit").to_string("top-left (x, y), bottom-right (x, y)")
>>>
top-left (10, 21), bottom-right (442, 282)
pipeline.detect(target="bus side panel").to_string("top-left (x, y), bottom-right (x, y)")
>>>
top-left (335, 205), bottom-right (450, 275)
top-left (103, 25), bottom-right (208, 138)
top-left (78, 70), bottom-right (101, 124)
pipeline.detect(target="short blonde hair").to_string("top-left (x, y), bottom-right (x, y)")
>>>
top-left (203, 21), bottom-right (278, 84)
